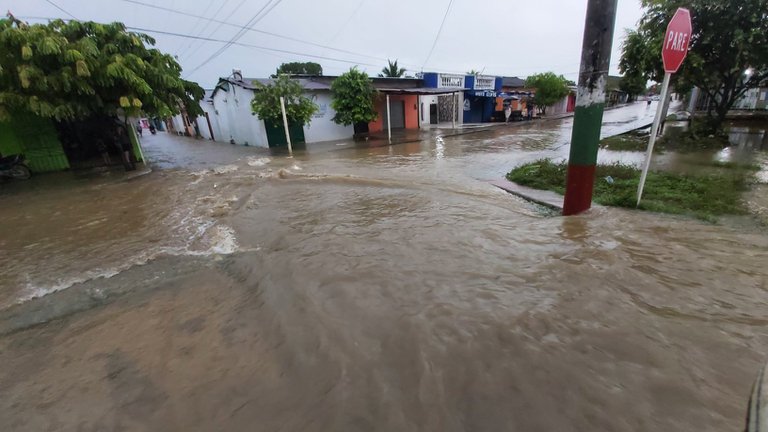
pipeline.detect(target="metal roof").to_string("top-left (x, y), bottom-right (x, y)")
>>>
top-left (502, 76), bottom-right (526, 87)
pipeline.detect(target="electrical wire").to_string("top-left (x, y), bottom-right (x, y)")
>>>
top-left (44, 0), bottom-right (77, 19)
top-left (422, 0), bottom-right (454, 70)
top-left (184, 0), bottom-right (285, 77)
top-left (116, 0), bottom-right (385, 63)
top-left (181, 0), bottom-right (248, 62)
top-left (123, 25), bottom-right (382, 69)
top-left (175, 0), bottom-right (226, 59)
top-left (111, 0), bottom-right (474, 76)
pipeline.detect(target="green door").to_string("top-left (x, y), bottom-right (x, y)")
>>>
top-left (264, 119), bottom-right (305, 148)
top-left (0, 117), bottom-right (69, 172)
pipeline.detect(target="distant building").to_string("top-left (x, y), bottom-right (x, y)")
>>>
top-left (690, 79), bottom-right (768, 112)
top-left (191, 72), bottom-right (466, 147)
top-left (606, 75), bottom-right (629, 106)
top-left (421, 72), bottom-right (502, 124)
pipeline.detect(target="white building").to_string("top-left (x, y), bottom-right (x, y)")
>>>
top-left (197, 75), bottom-right (352, 148)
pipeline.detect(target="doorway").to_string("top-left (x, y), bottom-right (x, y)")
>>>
top-left (429, 103), bottom-right (438, 124)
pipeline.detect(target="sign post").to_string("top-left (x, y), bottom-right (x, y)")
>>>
top-left (636, 7), bottom-right (692, 206)
top-left (279, 96), bottom-right (293, 156)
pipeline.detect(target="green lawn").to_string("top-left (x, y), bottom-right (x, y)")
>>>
top-left (506, 159), bottom-right (752, 221)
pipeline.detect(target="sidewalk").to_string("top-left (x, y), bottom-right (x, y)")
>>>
top-left (489, 178), bottom-right (566, 212)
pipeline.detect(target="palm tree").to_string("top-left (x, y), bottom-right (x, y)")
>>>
top-left (466, 69), bottom-right (481, 76)
top-left (379, 59), bottom-right (406, 78)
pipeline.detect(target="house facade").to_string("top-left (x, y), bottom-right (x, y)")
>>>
top-left (192, 72), bottom-right (465, 147)
top-left (195, 74), bottom-right (354, 148)
top-left (1, 114), bottom-right (143, 173)
top-left (420, 73), bottom-right (503, 124)
top-left (418, 73), bottom-right (465, 127)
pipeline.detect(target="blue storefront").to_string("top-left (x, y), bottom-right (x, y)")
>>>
top-left (462, 75), bottom-right (503, 124)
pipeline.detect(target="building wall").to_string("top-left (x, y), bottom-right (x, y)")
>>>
top-left (546, 95), bottom-right (570, 115)
top-left (198, 101), bottom-right (222, 141)
top-left (212, 86), bottom-right (269, 147)
top-left (369, 94), bottom-right (419, 133)
top-left (757, 88), bottom-right (768, 110)
top-left (303, 91), bottom-right (354, 142)
top-left (734, 88), bottom-right (760, 110)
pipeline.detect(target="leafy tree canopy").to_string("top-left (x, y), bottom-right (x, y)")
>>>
top-left (378, 59), bottom-right (405, 78)
top-left (330, 67), bottom-right (377, 126)
top-left (250, 75), bottom-right (318, 125)
top-left (619, 73), bottom-right (648, 98)
top-left (272, 62), bottom-right (323, 77)
top-left (619, 0), bottom-right (768, 128)
top-left (525, 72), bottom-right (571, 114)
top-left (0, 15), bottom-right (204, 121)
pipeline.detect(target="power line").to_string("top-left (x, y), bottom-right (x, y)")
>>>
top-left (326, 0), bottom-right (366, 45)
top-left (175, 0), bottom-right (226, 60)
top-left (180, 0), bottom-right (248, 62)
top-left (112, 0), bottom-right (472, 76)
top-left (422, 0), bottom-right (455, 70)
top-left (185, 0), bottom-right (284, 77)
top-left (116, 0), bottom-right (385, 63)
top-left (44, 0), bottom-right (77, 19)
top-left (124, 25), bottom-right (383, 69)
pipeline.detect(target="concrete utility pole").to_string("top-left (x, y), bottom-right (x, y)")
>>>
top-left (562, 0), bottom-right (619, 216)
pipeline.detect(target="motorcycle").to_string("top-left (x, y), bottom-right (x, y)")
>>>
top-left (0, 154), bottom-right (32, 180)
top-left (149, 124), bottom-right (157, 135)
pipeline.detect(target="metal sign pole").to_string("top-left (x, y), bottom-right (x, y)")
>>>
top-left (279, 96), bottom-right (293, 155)
top-left (636, 72), bottom-right (671, 206)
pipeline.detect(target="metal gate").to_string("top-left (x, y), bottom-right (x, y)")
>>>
top-left (384, 100), bottom-right (406, 129)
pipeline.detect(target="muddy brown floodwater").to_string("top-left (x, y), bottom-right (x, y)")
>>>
top-left (1, 104), bottom-right (767, 431)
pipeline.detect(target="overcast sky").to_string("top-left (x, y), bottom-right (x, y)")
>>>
top-left (5, 0), bottom-right (645, 88)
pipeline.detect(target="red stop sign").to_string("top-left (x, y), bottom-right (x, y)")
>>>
top-left (662, 8), bottom-right (692, 73)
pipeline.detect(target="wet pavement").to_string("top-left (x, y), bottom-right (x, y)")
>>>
top-left (1, 102), bottom-right (767, 431)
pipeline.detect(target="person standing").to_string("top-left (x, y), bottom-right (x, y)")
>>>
top-left (504, 104), bottom-right (512, 123)
top-left (115, 127), bottom-right (135, 171)
top-left (136, 120), bottom-right (143, 137)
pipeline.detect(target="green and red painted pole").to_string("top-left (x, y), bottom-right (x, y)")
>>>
top-left (562, 0), bottom-right (619, 216)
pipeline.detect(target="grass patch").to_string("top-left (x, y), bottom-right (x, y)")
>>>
top-left (599, 134), bottom-right (649, 151)
top-left (506, 159), bottom-right (751, 221)
top-left (600, 118), bottom-right (731, 153)
top-left (599, 131), bottom-right (730, 153)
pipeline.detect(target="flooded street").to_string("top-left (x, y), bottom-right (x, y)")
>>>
top-left (1, 103), bottom-right (767, 431)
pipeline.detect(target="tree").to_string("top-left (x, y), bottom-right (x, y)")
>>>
top-left (272, 62), bottom-right (322, 77)
top-left (619, 73), bottom-right (648, 100)
top-left (619, 0), bottom-right (768, 130)
top-left (250, 75), bottom-right (317, 125)
top-left (378, 59), bottom-right (406, 78)
top-left (0, 15), bottom-right (203, 122)
top-left (330, 67), bottom-right (377, 127)
top-left (466, 69), bottom-right (481, 76)
top-left (525, 72), bottom-right (571, 115)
